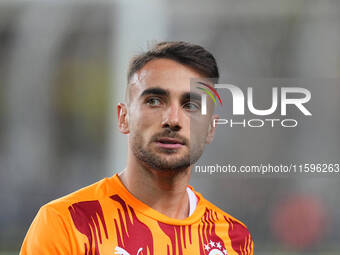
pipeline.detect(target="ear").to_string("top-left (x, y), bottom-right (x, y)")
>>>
top-left (117, 103), bottom-right (129, 134)
top-left (205, 114), bottom-right (219, 144)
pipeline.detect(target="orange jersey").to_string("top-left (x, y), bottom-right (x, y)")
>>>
top-left (21, 174), bottom-right (254, 255)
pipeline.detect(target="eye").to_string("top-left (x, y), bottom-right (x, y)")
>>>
top-left (183, 101), bottom-right (200, 112)
top-left (146, 97), bottom-right (162, 106)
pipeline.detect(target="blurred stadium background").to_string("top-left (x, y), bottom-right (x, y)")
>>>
top-left (0, 0), bottom-right (340, 254)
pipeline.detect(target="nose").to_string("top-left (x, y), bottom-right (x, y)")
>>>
top-left (162, 104), bottom-right (182, 131)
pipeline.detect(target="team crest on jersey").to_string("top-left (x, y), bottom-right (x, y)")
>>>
top-left (114, 246), bottom-right (143, 255)
top-left (204, 240), bottom-right (228, 255)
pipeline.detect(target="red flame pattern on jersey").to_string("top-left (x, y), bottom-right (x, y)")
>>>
top-left (198, 208), bottom-right (227, 255)
top-left (158, 208), bottom-right (227, 255)
top-left (225, 216), bottom-right (253, 254)
top-left (111, 194), bottom-right (154, 255)
top-left (68, 201), bottom-right (108, 255)
top-left (158, 223), bottom-right (193, 255)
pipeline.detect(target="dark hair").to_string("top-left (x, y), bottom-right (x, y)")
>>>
top-left (127, 41), bottom-right (219, 83)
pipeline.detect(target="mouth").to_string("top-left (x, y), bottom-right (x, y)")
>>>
top-left (155, 137), bottom-right (185, 149)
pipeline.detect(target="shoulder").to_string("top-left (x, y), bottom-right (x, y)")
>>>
top-left (30, 176), bottom-right (114, 231)
top-left (195, 191), bottom-right (254, 254)
top-left (202, 195), bottom-right (249, 229)
top-left (45, 176), bottom-right (115, 211)
top-left (21, 177), bottom-right (116, 254)
top-left (192, 187), bottom-right (250, 229)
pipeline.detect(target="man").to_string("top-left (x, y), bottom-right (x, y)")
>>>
top-left (21, 41), bottom-right (254, 255)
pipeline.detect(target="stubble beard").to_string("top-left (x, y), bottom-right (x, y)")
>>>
top-left (130, 132), bottom-right (204, 173)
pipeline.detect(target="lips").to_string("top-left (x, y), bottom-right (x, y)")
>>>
top-left (155, 137), bottom-right (185, 149)
top-left (157, 137), bottom-right (184, 145)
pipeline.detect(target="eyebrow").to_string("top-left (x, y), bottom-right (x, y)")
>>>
top-left (140, 87), bottom-right (202, 103)
top-left (181, 92), bottom-right (202, 102)
top-left (140, 87), bottom-right (169, 98)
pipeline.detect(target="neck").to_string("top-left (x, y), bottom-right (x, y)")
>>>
top-left (119, 155), bottom-right (191, 219)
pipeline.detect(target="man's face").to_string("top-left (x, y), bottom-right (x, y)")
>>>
top-left (119, 58), bottom-right (217, 172)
